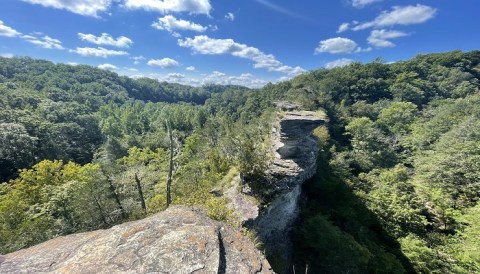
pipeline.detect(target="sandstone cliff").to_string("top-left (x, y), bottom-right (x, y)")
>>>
top-left (0, 206), bottom-right (273, 274)
top-left (228, 104), bottom-right (326, 267)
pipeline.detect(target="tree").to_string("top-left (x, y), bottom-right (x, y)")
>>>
top-left (377, 101), bottom-right (418, 135)
top-left (0, 123), bottom-right (38, 180)
top-left (166, 119), bottom-right (174, 207)
top-left (115, 147), bottom-right (167, 212)
top-left (345, 117), bottom-right (396, 171)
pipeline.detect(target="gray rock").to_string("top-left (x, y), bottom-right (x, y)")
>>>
top-left (255, 111), bottom-right (324, 260)
top-left (230, 109), bottom-right (325, 269)
top-left (0, 206), bottom-right (273, 274)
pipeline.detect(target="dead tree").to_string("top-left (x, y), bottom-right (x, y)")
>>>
top-left (134, 172), bottom-right (147, 211)
top-left (166, 119), bottom-right (174, 207)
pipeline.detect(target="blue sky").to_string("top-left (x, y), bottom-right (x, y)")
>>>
top-left (0, 0), bottom-right (478, 88)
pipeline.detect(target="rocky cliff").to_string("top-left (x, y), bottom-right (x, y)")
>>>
top-left (0, 206), bottom-right (273, 274)
top-left (228, 105), bottom-right (326, 267)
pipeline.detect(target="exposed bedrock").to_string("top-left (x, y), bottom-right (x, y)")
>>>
top-left (0, 206), bottom-right (273, 274)
top-left (230, 108), bottom-right (326, 269)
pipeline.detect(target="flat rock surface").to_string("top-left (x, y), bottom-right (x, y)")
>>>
top-left (0, 206), bottom-right (273, 274)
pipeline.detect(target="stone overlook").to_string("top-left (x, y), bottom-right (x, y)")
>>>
top-left (0, 206), bottom-right (273, 274)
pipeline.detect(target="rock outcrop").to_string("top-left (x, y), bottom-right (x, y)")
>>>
top-left (229, 105), bottom-right (326, 268)
top-left (0, 206), bottom-right (273, 274)
top-left (256, 110), bottom-right (325, 260)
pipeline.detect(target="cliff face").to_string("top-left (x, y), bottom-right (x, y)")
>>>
top-left (229, 108), bottom-right (326, 266)
top-left (257, 111), bottom-right (324, 260)
top-left (0, 206), bottom-right (273, 274)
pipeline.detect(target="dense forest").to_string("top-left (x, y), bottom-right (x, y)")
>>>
top-left (1, 51), bottom-right (480, 273)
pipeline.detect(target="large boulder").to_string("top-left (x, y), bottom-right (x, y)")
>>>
top-left (0, 206), bottom-right (273, 274)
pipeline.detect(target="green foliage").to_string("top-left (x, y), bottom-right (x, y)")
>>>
top-left (377, 101), bottom-right (418, 135)
top-left (292, 51), bottom-right (480, 273)
top-left (0, 160), bottom-right (118, 253)
top-left (359, 165), bottom-right (427, 238)
top-left (345, 117), bottom-right (396, 170)
top-left (205, 197), bottom-right (234, 222)
top-left (2, 51), bottom-right (480, 274)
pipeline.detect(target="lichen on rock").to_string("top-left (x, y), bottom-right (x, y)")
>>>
top-left (0, 206), bottom-right (273, 274)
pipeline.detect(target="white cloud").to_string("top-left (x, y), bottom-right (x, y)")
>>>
top-left (78, 33), bottom-right (133, 48)
top-left (131, 55), bottom-right (145, 64)
top-left (166, 72), bottom-right (185, 79)
top-left (178, 35), bottom-right (305, 75)
top-left (123, 0), bottom-right (212, 15)
top-left (147, 58), bottom-right (179, 68)
top-left (351, 0), bottom-right (382, 8)
top-left (203, 71), bottom-right (270, 88)
top-left (135, 71), bottom-right (274, 89)
top-left (0, 21), bottom-right (63, 50)
top-left (152, 15), bottom-right (207, 33)
top-left (315, 37), bottom-right (359, 54)
top-left (70, 47), bottom-right (128, 57)
top-left (66, 62), bottom-right (79, 66)
top-left (0, 53), bottom-right (15, 58)
top-left (98, 63), bottom-right (118, 70)
top-left (21, 0), bottom-right (111, 17)
top-left (186, 66), bottom-right (195, 71)
top-left (368, 29), bottom-right (409, 47)
top-left (0, 20), bottom-right (21, 37)
top-left (325, 58), bottom-right (355, 69)
top-left (337, 23), bottom-right (350, 33)
top-left (225, 12), bottom-right (235, 21)
top-left (22, 34), bottom-right (64, 50)
top-left (352, 4), bottom-right (437, 31)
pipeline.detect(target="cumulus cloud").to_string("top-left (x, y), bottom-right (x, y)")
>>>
top-left (202, 71), bottom-right (269, 87)
top-left (78, 33), bottom-right (133, 48)
top-left (0, 20), bottom-right (21, 37)
top-left (21, 0), bottom-right (111, 17)
top-left (70, 47), bottom-right (128, 57)
top-left (134, 71), bottom-right (274, 89)
top-left (225, 12), bottom-right (235, 21)
top-left (123, 0), bottom-right (212, 15)
top-left (337, 23), bottom-right (350, 33)
top-left (98, 63), bottom-right (118, 70)
top-left (315, 37), bottom-right (360, 54)
top-left (131, 55), bottom-right (145, 64)
top-left (178, 35), bottom-right (305, 75)
top-left (22, 34), bottom-right (64, 49)
top-left (325, 58), bottom-right (355, 69)
top-left (351, 0), bottom-right (382, 8)
top-left (352, 4), bottom-right (437, 31)
top-left (368, 29), bottom-right (409, 47)
top-left (152, 15), bottom-right (207, 33)
top-left (186, 66), bottom-right (195, 71)
top-left (147, 58), bottom-right (179, 68)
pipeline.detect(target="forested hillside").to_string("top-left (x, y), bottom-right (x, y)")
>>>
top-left (1, 51), bottom-right (480, 273)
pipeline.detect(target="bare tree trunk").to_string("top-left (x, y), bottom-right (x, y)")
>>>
top-left (93, 195), bottom-right (108, 226)
top-left (134, 172), bottom-right (147, 211)
top-left (106, 175), bottom-right (127, 219)
top-left (166, 119), bottom-right (174, 207)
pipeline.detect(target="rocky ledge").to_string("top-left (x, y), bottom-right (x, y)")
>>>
top-left (256, 110), bottom-right (325, 260)
top-left (0, 206), bottom-right (273, 274)
top-left (229, 107), bottom-right (326, 266)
